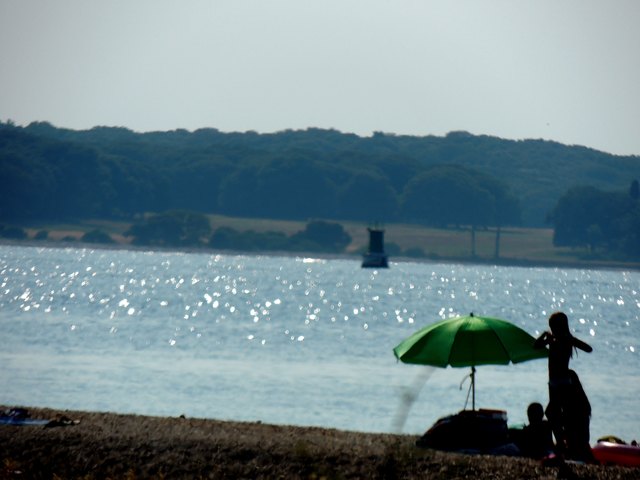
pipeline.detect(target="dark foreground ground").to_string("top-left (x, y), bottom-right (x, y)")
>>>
top-left (1, 407), bottom-right (639, 480)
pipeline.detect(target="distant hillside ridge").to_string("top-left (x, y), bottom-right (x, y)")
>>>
top-left (1, 121), bottom-right (638, 226)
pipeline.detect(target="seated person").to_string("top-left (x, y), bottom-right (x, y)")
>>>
top-left (518, 402), bottom-right (554, 458)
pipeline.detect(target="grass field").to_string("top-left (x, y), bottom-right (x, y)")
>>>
top-left (19, 215), bottom-right (640, 270)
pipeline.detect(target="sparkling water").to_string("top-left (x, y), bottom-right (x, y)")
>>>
top-left (1, 245), bottom-right (638, 442)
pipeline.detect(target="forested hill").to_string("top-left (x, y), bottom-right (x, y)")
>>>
top-left (1, 121), bottom-right (639, 227)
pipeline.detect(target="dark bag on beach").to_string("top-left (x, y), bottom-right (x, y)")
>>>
top-left (416, 409), bottom-right (509, 452)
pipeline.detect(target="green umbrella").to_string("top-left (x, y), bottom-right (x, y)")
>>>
top-left (393, 313), bottom-right (547, 409)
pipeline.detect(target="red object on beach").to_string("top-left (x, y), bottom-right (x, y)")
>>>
top-left (592, 441), bottom-right (640, 467)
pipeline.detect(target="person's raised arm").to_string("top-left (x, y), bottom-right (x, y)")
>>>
top-left (572, 336), bottom-right (593, 353)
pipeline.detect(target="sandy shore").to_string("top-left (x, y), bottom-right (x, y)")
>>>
top-left (1, 406), bottom-right (638, 479)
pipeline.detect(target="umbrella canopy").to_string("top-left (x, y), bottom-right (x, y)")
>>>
top-left (393, 313), bottom-right (547, 409)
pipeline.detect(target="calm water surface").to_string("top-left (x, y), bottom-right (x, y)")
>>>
top-left (1, 245), bottom-right (638, 442)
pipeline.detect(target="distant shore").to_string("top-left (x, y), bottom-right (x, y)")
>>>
top-left (3, 237), bottom-right (640, 273)
top-left (2, 406), bottom-right (638, 479)
top-left (4, 214), bottom-right (640, 272)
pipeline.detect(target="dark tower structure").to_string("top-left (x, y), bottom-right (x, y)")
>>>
top-left (362, 226), bottom-right (388, 268)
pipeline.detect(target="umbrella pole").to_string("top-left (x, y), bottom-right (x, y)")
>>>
top-left (471, 366), bottom-right (476, 410)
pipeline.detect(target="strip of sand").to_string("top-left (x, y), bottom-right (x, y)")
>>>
top-left (1, 406), bottom-right (638, 479)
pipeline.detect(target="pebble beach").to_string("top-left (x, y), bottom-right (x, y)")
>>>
top-left (1, 406), bottom-right (639, 479)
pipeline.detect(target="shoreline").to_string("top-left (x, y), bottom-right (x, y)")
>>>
top-left (3, 238), bottom-right (640, 273)
top-left (2, 406), bottom-right (638, 479)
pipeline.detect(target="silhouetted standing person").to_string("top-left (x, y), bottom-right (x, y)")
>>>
top-left (534, 312), bottom-right (592, 457)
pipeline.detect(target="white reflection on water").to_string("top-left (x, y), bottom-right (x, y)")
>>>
top-left (0, 245), bottom-right (638, 441)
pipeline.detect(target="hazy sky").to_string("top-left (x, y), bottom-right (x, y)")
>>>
top-left (1, 1), bottom-right (639, 155)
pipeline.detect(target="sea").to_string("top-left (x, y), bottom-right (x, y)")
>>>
top-left (1, 244), bottom-right (638, 442)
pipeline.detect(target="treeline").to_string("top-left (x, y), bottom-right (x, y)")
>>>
top-left (2, 122), bottom-right (639, 229)
top-left (0, 122), bottom-right (519, 230)
top-left (2, 121), bottom-right (640, 259)
top-left (549, 180), bottom-right (640, 259)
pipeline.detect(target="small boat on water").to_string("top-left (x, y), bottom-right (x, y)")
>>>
top-left (362, 226), bottom-right (388, 268)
